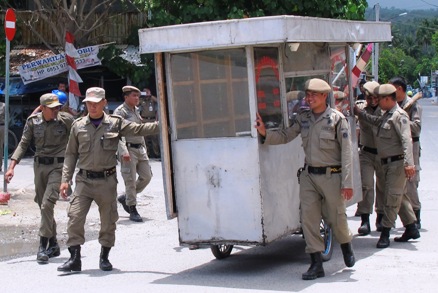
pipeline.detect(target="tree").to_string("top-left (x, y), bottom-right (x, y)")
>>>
top-left (132, 0), bottom-right (368, 28)
top-left (18, 0), bottom-right (124, 53)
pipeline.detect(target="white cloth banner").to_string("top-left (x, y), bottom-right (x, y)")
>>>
top-left (18, 46), bottom-right (101, 84)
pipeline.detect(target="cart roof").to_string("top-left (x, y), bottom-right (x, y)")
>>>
top-left (139, 15), bottom-right (392, 54)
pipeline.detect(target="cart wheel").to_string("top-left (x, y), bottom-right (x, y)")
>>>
top-left (210, 244), bottom-right (233, 259)
top-left (320, 219), bottom-right (333, 262)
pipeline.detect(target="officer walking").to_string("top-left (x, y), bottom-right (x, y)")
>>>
top-left (115, 85), bottom-right (153, 222)
top-left (355, 81), bottom-right (385, 235)
top-left (57, 87), bottom-right (159, 273)
top-left (139, 88), bottom-right (160, 158)
top-left (255, 78), bottom-right (355, 280)
top-left (390, 77), bottom-right (423, 229)
top-left (355, 84), bottom-right (420, 248)
top-left (5, 93), bottom-right (74, 264)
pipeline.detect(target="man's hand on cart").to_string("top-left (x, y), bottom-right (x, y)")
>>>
top-left (255, 112), bottom-right (266, 137)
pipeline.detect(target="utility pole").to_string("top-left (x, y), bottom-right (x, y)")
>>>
top-left (372, 3), bottom-right (380, 82)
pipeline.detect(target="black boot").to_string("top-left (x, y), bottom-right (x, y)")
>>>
top-left (99, 246), bottom-right (113, 271)
top-left (376, 227), bottom-right (391, 248)
top-left (117, 194), bottom-right (130, 214)
top-left (394, 223), bottom-right (421, 242)
top-left (302, 253), bottom-right (325, 280)
top-left (46, 237), bottom-right (60, 258)
top-left (36, 237), bottom-right (49, 264)
top-left (414, 209), bottom-right (421, 229)
top-left (129, 205), bottom-right (143, 222)
top-left (358, 214), bottom-right (371, 236)
top-left (340, 242), bottom-right (355, 267)
top-left (375, 213), bottom-right (384, 232)
top-left (57, 245), bottom-right (81, 272)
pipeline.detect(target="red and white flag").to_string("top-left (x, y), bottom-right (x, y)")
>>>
top-left (351, 43), bottom-right (373, 87)
top-left (65, 32), bottom-right (82, 111)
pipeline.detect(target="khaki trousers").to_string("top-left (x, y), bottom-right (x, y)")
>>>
top-left (299, 169), bottom-right (352, 254)
top-left (406, 141), bottom-right (421, 210)
top-left (66, 172), bottom-right (119, 247)
top-left (120, 146), bottom-right (152, 206)
top-left (34, 161), bottom-right (62, 238)
top-left (357, 150), bottom-right (385, 214)
top-left (381, 160), bottom-right (416, 228)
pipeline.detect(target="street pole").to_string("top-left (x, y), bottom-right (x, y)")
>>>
top-left (373, 3), bottom-right (380, 82)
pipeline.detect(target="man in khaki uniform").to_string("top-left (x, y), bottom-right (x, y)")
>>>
top-left (255, 78), bottom-right (355, 281)
top-left (5, 93), bottom-right (74, 264)
top-left (355, 84), bottom-right (419, 248)
top-left (355, 81), bottom-right (385, 235)
top-left (139, 88), bottom-right (160, 158)
top-left (115, 85), bottom-right (153, 222)
top-left (390, 77), bottom-right (423, 229)
top-left (57, 87), bottom-right (159, 273)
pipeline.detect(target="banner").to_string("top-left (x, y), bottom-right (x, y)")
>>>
top-left (18, 45), bottom-right (101, 84)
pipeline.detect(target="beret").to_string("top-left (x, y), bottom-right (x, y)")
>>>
top-left (374, 84), bottom-right (396, 96)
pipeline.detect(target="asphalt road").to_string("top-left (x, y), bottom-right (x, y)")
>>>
top-left (0, 98), bottom-right (437, 292)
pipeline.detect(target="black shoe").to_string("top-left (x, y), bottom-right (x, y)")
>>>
top-left (99, 246), bottom-right (113, 271)
top-left (57, 245), bottom-right (82, 272)
top-left (358, 214), bottom-right (371, 236)
top-left (117, 195), bottom-right (130, 214)
top-left (36, 237), bottom-right (49, 264)
top-left (129, 205), bottom-right (143, 222)
top-left (302, 253), bottom-right (325, 280)
top-left (46, 237), bottom-right (60, 258)
top-left (394, 223), bottom-right (420, 242)
top-left (376, 227), bottom-right (391, 248)
top-left (340, 243), bottom-right (355, 267)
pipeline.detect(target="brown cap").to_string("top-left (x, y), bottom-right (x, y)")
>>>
top-left (40, 93), bottom-right (62, 108)
top-left (305, 78), bottom-right (331, 93)
top-left (363, 81), bottom-right (380, 96)
top-left (83, 87), bottom-right (105, 102)
top-left (122, 85), bottom-right (141, 93)
top-left (374, 84), bottom-right (396, 96)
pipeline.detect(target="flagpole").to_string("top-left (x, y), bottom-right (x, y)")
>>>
top-left (373, 3), bottom-right (380, 82)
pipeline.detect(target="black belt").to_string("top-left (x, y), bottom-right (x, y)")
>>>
top-left (307, 165), bottom-right (342, 175)
top-left (34, 157), bottom-right (64, 165)
top-left (126, 142), bottom-right (143, 149)
top-left (143, 117), bottom-right (155, 120)
top-left (79, 167), bottom-right (117, 179)
top-left (381, 154), bottom-right (404, 165)
top-left (412, 137), bottom-right (420, 142)
top-left (360, 145), bottom-right (378, 155)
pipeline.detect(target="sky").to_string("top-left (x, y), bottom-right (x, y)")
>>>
top-left (367, 0), bottom-right (438, 10)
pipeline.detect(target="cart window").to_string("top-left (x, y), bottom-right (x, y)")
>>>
top-left (329, 45), bottom-right (350, 116)
top-left (170, 49), bottom-right (249, 139)
top-left (285, 75), bottom-right (329, 125)
top-left (254, 47), bottom-right (282, 129)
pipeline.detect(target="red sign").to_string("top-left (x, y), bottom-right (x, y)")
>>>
top-left (4, 9), bottom-right (16, 41)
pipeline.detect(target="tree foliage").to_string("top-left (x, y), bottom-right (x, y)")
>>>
top-left (132, 0), bottom-right (368, 27)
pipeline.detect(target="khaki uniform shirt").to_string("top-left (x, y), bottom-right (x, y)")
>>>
top-left (399, 96), bottom-right (421, 138)
top-left (358, 104), bottom-right (414, 166)
top-left (114, 102), bottom-right (145, 156)
top-left (62, 113), bottom-right (159, 183)
top-left (265, 106), bottom-right (353, 189)
top-left (359, 106), bottom-right (381, 149)
top-left (11, 112), bottom-right (74, 163)
top-left (139, 97), bottom-right (157, 120)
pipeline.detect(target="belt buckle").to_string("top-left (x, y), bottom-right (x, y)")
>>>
top-left (330, 167), bottom-right (341, 173)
